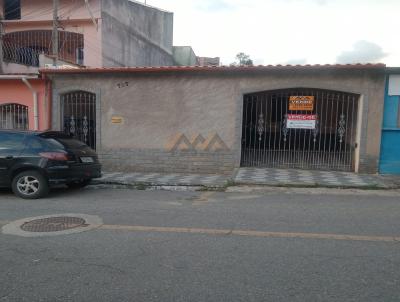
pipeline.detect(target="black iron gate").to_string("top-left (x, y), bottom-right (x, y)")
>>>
top-left (241, 88), bottom-right (359, 171)
top-left (61, 91), bottom-right (96, 149)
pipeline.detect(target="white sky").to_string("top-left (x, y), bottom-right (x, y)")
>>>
top-left (144, 0), bottom-right (400, 66)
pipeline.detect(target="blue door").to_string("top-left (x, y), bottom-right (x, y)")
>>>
top-left (380, 74), bottom-right (400, 174)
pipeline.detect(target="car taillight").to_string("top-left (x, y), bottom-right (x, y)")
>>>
top-left (39, 152), bottom-right (68, 161)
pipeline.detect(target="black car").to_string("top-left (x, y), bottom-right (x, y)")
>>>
top-left (0, 130), bottom-right (101, 199)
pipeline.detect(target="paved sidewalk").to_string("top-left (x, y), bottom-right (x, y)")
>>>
top-left (94, 169), bottom-right (400, 189)
top-left (235, 168), bottom-right (400, 189)
top-left (95, 172), bottom-right (230, 187)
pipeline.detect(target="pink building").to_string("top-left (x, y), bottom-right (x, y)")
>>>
top-left (0, 0), bottom-right (174, 72)
top-left (0, 0), bottom-right (174, 131)
top-left (0, 75), bottom-right (50, 131)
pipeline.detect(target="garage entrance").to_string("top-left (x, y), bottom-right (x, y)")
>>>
top-left (241, 88), bottom-right (359, 171)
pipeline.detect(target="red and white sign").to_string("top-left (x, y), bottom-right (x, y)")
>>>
top-left (287, 114), bottom-right (316, 129)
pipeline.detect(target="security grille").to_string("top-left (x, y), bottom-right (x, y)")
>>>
top-left (241, 89), bottom-right (359, 171)
top-left (61, 91), bottom-right (96, 150)
top-left (0, 103), bottom-right (29, 130)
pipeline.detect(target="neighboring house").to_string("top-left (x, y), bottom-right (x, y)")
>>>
top-left (0, 0), bottom-right (174, 73)
top-left (173, 46), bottom-right (198, 66)
top-left (197, 56), bottom-right (220, 67)
top-left (173, 47), bottom-right (221, 67)
top-left (379, 68), bottom-right (400, 174)
top-left (43, 64), bottom-right (386, 175)
top-left (0, 0), bottom-right (175, 131)
top-left (0, 74), bottom-right (49, 131)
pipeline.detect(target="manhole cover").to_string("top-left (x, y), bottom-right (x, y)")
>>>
top-left (20, 216), bottom-right (87, 233)
top-left (2, 214), bottom-right (102, 237)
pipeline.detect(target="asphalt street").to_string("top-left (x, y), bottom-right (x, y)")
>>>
top-left (0, 186), bottom-right (400, 302)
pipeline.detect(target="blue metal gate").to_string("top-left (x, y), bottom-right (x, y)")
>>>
top-left (379, 73), bottom-right (400, 174)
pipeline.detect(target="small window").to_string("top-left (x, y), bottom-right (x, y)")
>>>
top-left (4, 0), bottom-right (21, 20)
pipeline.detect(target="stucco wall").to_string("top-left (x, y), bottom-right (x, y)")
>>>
top-left (50, 68), bottom-right (385, 174)
top-left (0, 79), bottom-right (49, 131)
top-left (101, 0), bottom-right (174, 67)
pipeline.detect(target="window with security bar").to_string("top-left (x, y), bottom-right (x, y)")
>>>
top-left (241, 88), bottom-right (359, 172)
top-left (0, 104), bottom-right (29, 130)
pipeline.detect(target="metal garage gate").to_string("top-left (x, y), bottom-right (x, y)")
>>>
top-left (241, 88), bottom-right (359, 171)
top-left (61, 91), bottom-right (96, 150)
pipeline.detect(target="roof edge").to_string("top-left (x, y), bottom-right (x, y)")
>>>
top-left (40, 63), bottom-right (386, 75)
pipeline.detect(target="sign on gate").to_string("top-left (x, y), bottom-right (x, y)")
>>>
top-left (289, 96), bottom-right (314, 111)
top-left (287, 114), bottom-right (316, 129)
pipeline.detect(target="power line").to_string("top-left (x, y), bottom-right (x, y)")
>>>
top-left (52, 0), bottom-right (59, 66)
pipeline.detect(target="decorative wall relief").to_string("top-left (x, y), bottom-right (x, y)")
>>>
top-left (166, 133), bottom-right (230, 152)
top-left (190, 134), bottom-right (206, 149)
top-left (201, 133), bottom-right (229, 151)
top-left (165, 133), bottom-right (194, 151)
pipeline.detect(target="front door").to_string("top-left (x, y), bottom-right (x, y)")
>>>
top-left (379, 75), bottom-right (400, 174)
top-left (61, 91), bottom-right (96, 150)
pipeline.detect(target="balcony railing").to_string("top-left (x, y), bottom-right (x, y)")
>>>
top-left (2, 40), bottom-right (41, 67)
top-left (2, 30), bottom-right (84, 67)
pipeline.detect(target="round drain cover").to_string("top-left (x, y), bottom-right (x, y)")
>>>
top-left (20, 216), bottom-right (87, 233)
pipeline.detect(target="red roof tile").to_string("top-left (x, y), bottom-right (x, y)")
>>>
top-left (40, 63), bottom-right (386, 74)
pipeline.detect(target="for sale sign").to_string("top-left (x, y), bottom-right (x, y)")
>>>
top-left (286, 114), bottom-right (316, 129)
top-left (289, 96), bottom-right (314, 111)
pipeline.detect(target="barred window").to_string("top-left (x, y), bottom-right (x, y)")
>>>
top-left (0, 104), bottom-right (29, 130)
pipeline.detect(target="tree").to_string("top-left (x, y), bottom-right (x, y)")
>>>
top-left (231, 52), bottom-right (253, 66)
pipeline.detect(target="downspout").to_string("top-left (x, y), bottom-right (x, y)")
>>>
top-left (22, 77), bottom-right (39, 131)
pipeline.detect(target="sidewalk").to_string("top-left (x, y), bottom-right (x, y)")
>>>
top-left (94, 168), bottom-right (400, 190)
top-left (235, 168), bottom-right (400, 189)
top-left (94, 172), bottom-right (230, 187)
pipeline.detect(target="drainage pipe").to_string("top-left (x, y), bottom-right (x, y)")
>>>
top-left (21, 77), bottom-right (39, 131)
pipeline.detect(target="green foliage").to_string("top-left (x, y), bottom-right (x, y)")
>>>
top-left (231, 52), bottom-right (253, 66)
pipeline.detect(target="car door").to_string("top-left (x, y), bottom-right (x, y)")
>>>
top-left (0, 132), bottom-right (26, 186)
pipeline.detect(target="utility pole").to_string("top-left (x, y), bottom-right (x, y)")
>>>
top-left (0, 14), bottom-right (4, 74)
top-left (52, 0), bottom-right (59, 67)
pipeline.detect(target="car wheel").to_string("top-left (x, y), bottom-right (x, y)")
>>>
top-left (12, 170), bottom-right (49, 199)
top-left (67, 179), bottom-right (91, 189)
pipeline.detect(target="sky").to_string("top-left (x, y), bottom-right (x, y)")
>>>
top-left (143, 0), bottom-right (400, 66)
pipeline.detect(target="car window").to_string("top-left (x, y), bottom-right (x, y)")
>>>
top-left (55, 138), bottom-right (88, 149)
top-left (40, 138), bottom-right (65, 150)
top-left (0, 132), bottom-right (26, 156)
top-left (25, 137), bottom-right (44, 149)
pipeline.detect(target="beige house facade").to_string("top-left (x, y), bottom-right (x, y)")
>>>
top-left (43, 64), bottom-right (386, 175)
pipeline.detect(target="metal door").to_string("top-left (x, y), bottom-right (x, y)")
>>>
top-left (241, 88), bottom-right (359, 171)
top-left (61, 91), bottom-right (96, 150)
top-left (379, 75), bottom-right (400, 174)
